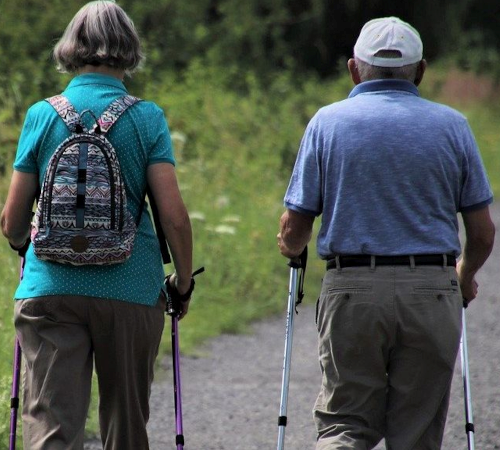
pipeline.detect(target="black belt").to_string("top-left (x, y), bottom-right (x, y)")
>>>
top-left (326, 254), bottom-right (456, 270)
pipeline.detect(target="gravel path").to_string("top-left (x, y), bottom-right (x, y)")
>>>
top-left (85, 203), bottom-right (500, 450)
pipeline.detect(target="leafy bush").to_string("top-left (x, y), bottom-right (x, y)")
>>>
top-left (137, 61), bottom-right (337, 349)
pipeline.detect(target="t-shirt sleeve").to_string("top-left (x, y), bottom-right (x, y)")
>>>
top-left (148, 105), bottom-right (176, 166)
top-left (13, 108), bottom-right (39, 174)
top-left (459, 121), bottom-right (494, 212)
top-left (284, 116), bottom-right (323, 216)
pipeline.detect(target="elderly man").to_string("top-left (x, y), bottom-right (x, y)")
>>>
top-left (278, 17), bottom-right (495, 449)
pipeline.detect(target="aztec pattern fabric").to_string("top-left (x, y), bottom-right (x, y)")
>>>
top-left (31, 95), bottom-right (141, 265)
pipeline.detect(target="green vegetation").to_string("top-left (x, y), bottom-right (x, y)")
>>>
top-left (1, 0), bottom-right (500, 445)
top-left (146, 64), bottom-right (344, 354)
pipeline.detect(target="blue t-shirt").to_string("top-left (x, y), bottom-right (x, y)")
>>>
top-left (13, 73), bottom-right (175, 305)
top-left (284, 79), bottom-right (493, 259)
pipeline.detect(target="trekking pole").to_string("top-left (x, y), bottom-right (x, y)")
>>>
top-left (9, 257), bottom-right (25, 450)
top-left (277, 247), bottom-right (307, 450)
top-left (9, 340), bottom-right (22, 450)
top-left (165, 267), bottom-right (205, 450)
top-left (169, 311), bottom-right (184, 450)
top-left (460, 301), bottom-right (475, 450)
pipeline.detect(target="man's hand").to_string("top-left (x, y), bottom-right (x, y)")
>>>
top-left (456, 259), bottom-right (479, 304)
top-left (277, 231), bottom-right (299, 259)
top-left (458, 206), bottom-right (495, 304)
top-left (278, 209), bottom-right (314, 259)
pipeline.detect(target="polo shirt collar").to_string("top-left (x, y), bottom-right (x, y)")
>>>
top-left (66, 73), bottom-right (128, 93)
top-left (348, 79), bottom-right (420, 98)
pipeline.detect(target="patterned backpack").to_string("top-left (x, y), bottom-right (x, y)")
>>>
top-left (31, 94), bottom-right (141, 265)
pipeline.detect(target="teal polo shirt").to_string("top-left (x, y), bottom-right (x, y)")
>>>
top-left (13, 73), bottom-right (175, 305)
top-left (285, 79), bottom-right (493, 258)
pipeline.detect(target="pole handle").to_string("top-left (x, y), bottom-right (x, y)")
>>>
top-left (288, 247), bottom-right (307, 309)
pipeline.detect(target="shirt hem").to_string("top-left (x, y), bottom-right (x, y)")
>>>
top-left (459, 197), bottom-right (493, 213)
top-left (284, 201), bottom-right (319, 217)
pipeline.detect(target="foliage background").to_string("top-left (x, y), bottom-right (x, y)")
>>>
top-left (0, 0), bottom-right (499, 444)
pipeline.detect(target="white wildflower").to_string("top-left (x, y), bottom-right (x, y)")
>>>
top-left (214, 225), bottom-right (236, 235)
top-left (222, 215), bottom-right (241, 223)
top-left (189, 211), bottom-right (206, 221)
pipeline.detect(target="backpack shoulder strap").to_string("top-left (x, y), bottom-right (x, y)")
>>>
top-left (147, 186), bottom-right (172, 265)
top-left (97, 95), bottom-right (142, 135)
top-left (46, 95), bottom-right (86, 133)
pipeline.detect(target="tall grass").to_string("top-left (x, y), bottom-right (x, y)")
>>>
top-left (144, 63), bottom-right (343, 354)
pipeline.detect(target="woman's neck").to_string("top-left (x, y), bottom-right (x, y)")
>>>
top-left (77, 65), bottom-right (125, 81)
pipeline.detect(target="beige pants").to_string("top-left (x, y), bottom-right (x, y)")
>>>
top-left (14, 294), bottom-right (166, 450)
top-left (314, 264), bottom-right (463, 450)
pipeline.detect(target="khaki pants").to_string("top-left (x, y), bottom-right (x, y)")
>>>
top-left (314, 264), bottom-right (463, 450)
top-left (14, 294), bottom-right (166, 450)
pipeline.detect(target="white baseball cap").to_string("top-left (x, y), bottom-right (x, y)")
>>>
top-left (354, 17), bottom-right (423, 67)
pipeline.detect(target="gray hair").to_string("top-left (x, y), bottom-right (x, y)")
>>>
top-left (53, 1), bottom-right (144, 76)
top-left (355, 50), bottom-right (420, 82)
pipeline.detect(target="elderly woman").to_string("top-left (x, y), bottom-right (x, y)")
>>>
top-left (1, 1), bottom-right (193, 448)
